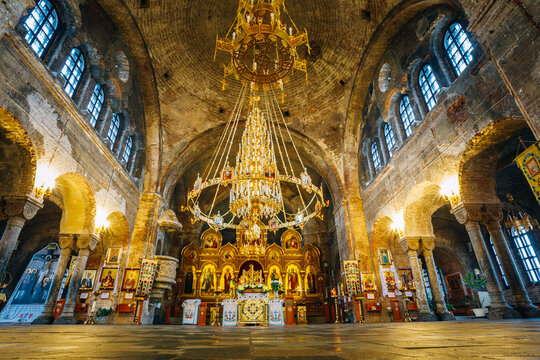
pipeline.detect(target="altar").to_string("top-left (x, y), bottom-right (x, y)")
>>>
top-left (238, 291), bottom-right (269, 326)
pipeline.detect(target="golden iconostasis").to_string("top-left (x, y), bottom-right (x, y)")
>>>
top-left (178, 228), bottom-right (324, 302)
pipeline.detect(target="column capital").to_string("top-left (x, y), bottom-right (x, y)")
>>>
top-left (2, 195), bottom-right (43, 222)
top-left (450, 202), bottom-right (486, 225)
top-left (420, 236), bottom-right (436, 252)
top-left (482, 203), bottom-right (504, 224)
top-left (399, 236), bottom-right (421, 253)
top-left (77, 234), bottom-right (99, 251)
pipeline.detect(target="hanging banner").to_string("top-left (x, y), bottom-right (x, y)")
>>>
top-left (135, 259), bottom-right (159, 298)
top-left (515, 143), bottom-right (540, 205)
top-left (343, 260), bottom-right (361, 295)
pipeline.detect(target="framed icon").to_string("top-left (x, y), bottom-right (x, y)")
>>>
top-left (106, 247), bottom-right (122, 265)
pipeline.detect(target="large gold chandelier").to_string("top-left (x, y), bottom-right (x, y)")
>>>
top-left (215, 0), bottom-right (310, 90)
top-left (183, 0), bottom-right (325, 236)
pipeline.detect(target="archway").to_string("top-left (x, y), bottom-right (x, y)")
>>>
top-left (54, 173), bottom-right (96, 235)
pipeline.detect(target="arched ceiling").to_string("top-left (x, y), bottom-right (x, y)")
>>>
top-left (103, 0), bottom-right (406, 184)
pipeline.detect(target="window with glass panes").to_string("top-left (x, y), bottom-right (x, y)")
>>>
top-left (61, 48), bottom-right (85, 97)
top-left (488, 236), bottom-right (509, 287)
top-left (383, 122), bottom-right (396, 157)
top-left (122, 136), bottom-right (132, 164)
top-left (422, 267), bottom-right (433, 300)
top-left (399, 96), bottom-right (416, 137)
top-left (23, 0), bottom-right (58, 57)
top-left (87, 84), bottom-right (104, 127)
top-left (510, 228), bottom-right (540, 284)
top-left (418, 65), bottom-right (440, 111)
top-left (444, 23), bottom-right (474, 76)
top-left (371, 141), bottom-right (381, 169)
top-left (107, 113), bottom-right (120, 149)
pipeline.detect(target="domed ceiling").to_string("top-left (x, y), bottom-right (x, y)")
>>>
top-left (101, 0), bottom-right (404, 188)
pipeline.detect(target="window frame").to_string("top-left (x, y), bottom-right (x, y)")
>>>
top-left (488, 236), bottom-right (509, 288)
top-left (418, 64), bottom-right (441, 111)
top-left (22, 0), bottom-right (59, 58)
top-left (61, 47), bottom-right (85, 98)
top-left (107, 113), bottom-right (120, 149)
top-left (87, 84), bottom-right (104, 127)
top-left (509, 227), bottom-right (540, 285)
top-left (399, 95), bottom-right (416, 137)
top-left (122, 135), bottom-right (133, 164)
top-left (443, 22), bottom-right (474, 77)
top-left (383, 121), bottom-right (396, 157)
top-left (371, 141), bottom-right (381, 170)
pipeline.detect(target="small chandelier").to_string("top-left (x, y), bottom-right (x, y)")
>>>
top-left (215, 0), bottom-right (310, 91)
top-left (504, 193), bottom-right (539, 232)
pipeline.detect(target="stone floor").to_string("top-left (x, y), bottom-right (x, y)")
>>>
top-left (0, 320), bottom-right (539, 359)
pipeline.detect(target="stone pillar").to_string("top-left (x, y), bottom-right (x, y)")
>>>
top-left (144, 255), bottom-right (179, 325)
top-left (55, 234), bottom-right (98, 324)
top-left (451, 203), bottom-right (520, 319)
top-left (0, 195), bottom-right (43, 277)
top-left (484, 207), bottom-right (540, 318)
top-left (32, 234), bottom-right (76, 324)
top-left (400, 237), bottom-right (437, 321)
top-left (421, 238), bottom-right (455, 321)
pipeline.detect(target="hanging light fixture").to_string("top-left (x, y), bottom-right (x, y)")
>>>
top-left (183, 0), bottom-right (326, 241)
top-left (504, 193), bottom-right (539, 232)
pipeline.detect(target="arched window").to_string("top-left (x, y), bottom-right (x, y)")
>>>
top-left (510, 228), bottom-right (540, 284)
top-left (383, 122), bottom-right (396, 157)
top-left (87, 84), bottom-right (104, 127)
top-left (444, 23), bottom-right (474, 76)
top-left (399, 96), bottom-right (416, 137)
top-left (61, 48), bottom-right (85, 97)
top-left (122, 136), bottom-right (133, 164)
top-left (418, 65), bottom-right (440, 111)
top-left (488, 236), bottom-right (509, 287)
top-left (22, 0), bottom-right (58, 57)
top-left (107, 113), bottom-right (120, 149)
top-left (371, 141), bottom-right (381, 169)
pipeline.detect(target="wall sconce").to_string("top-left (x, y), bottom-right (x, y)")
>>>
top-left (391, 212), bottom-right (404, 238)
top-left (34, 166), bottom-right (57, 198)
top-left (440, 176), bottom-right (460, 205)
top-left (95, 209), bottom-right (110, 235)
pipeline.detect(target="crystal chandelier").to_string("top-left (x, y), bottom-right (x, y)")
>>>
top-left (182, 0), bottom-right (325, 238)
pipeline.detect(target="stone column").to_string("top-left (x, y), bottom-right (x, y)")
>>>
top-left (451, 203), bottom-right (520, 319)
top-left (144, 255), bottom-right (179, 325)
top-left (0, 196), bottom-right (43, 277)
top-left (400, 237), bottom-right (437, 321)
top-left (484, 206), bottom-right (540, 318)
top-left (32, 234), bottom-right (76, 324)
top-left (421, 237), bottom-right (455, 321)
top-left (55, 234), bottom-right (98, 324)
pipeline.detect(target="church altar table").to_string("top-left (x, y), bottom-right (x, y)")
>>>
top-left (268, 299), bottom-right (284, 326)
top-left (222, 299), bottom-right (238, 326)
top-left (181, 299), bottom-right (201, 325)
top-left (238, 291), bottom-right (269, 326)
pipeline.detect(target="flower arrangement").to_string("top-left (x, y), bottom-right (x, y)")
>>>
top-left (270, 280), bottom-right (283, 292)
top-left (236, 283), bottom-right (270, 294)
top-left (96, 307), bottom-right (114, 317)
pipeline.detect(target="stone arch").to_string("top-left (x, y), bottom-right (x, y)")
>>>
top-left (0, 107), bottom-right (36, 197)
top-left (403, 181), bottom-right (446, 237)
top-left (105, 211), bottom-right (129, 247)
top-left (370, 215), bottom-right (395, 250)
top-left (459, 117), bottom-right (529, 205)
top-left (54, 172), bottom-right (96, 234)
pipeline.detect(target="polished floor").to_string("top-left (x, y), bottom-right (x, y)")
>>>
top-left (0, 320), bottom-right (539, 359)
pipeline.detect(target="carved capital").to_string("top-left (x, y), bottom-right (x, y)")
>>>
top-left (58, 234), bottom-right (78, 251)
top-left (420, 236), bottom-right (436, 251)
top-left (153, 255), bottom-right (179, 288)
top-left (76, 234), bottom-right (99, 250)
top-left (2, 195), bottom-right (43, 221)
top-left (400, 236), bottom-right (421, 253)
top-left (450, 202), bottom-right (486, 225)
top-left (483, 203), bottom-right (504, 224)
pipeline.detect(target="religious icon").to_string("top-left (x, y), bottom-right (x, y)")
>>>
top-left (223, 268), bottom-right (233, 293)
top-left (221, 167), bottom-right (233, 182)
top-left (264, 167), bottom-right (275, 179)
top-left (80, 269), bottom-right (96, 290)
top-left (526, 157), bottom-right (540, 177)
top-left (305, 251), bottom-right (315, 262)
top-left (378, 248), bottom-right (392, 265)
top-left (361, 272), bottom-right (376, 292)
top-left (269, 251), bottom-right (280, 262)
top-left (99, 267), bottom-right (118, 290)
top-left (122, 268), bottom-right (140, 292)
top-left (194, 175), bottom-right (202, 192)
top-left (384, 270), bottom-right (396, 289)
top-left (184, 269), bottom-right (194, 294)
top-left (307, 273), bottom-right (317, 294)
top-left (223, 249), bottom-right (234, 261)
top-left (194, 205), bottom-right (201, 218)
top-left (398, 269), bottom-right (414, 290)
top-left (201, 267), bottom-right (215, 294)
top-left (295, 212), bottom-right (304, 224)
top-left (214, 214), bottom-right (223, 227)
top-left (285, 235), bottom-right (298, 249)
top-left (300, 170), bottom-right (312, 188)
top-left (270, 268), bottom-right (281, 282)
top-left (185, 248), bottom-right (197, 262)
top-left (287, 269), bottom-right (300, 294)
top-left (204, 234), bottom-right (219, 248)
top-left (106, 247), bottom-right (122, 265)
top-left (269, 218), bottom-right (279, 232)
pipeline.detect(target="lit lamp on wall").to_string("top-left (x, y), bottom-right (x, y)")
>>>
top-left (391, 212), bottom-right (404, 238)
top-left (440, 176), bottom-right (460, 206)
top-left (94, 209), bottom-right (110, 236)
top-left (34, 165), bottom-right (57, 198)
